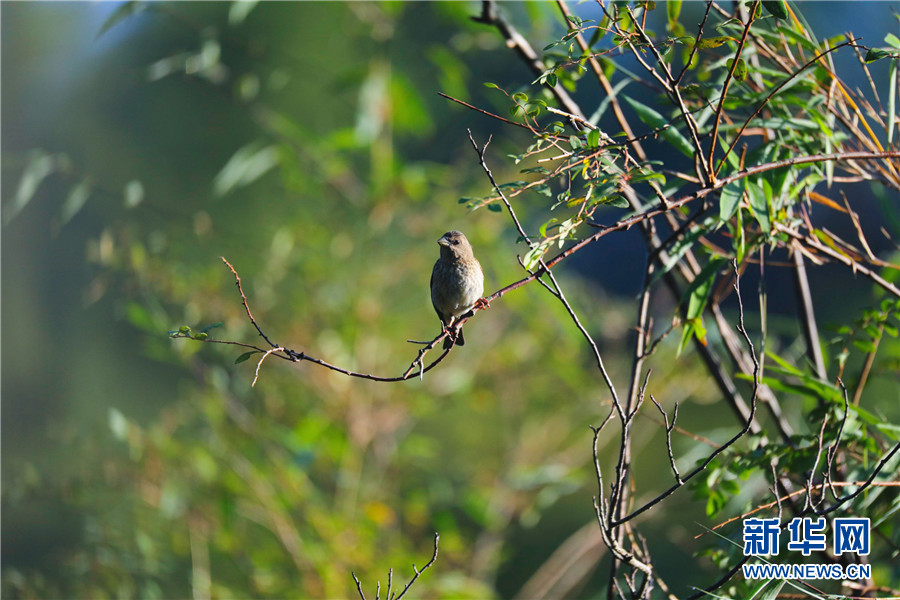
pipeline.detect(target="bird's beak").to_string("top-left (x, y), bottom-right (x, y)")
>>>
top-left (437, 236), bottom-right (450, 246)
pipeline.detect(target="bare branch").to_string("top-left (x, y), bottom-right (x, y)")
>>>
top-left (650, 394), bottom-right (682, 484)
top-left (394, 533), bottom-right (439, 600)
top-left (611, 260), bottom-right (760, 527)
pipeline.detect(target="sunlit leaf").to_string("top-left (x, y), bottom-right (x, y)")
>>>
top-left (718, 181), bottom-right (742, 222)
top-left (728, 57), bottom-right (748, 82)
top-left (889, 59), bottom-right (897, 144)
top-left (746, 184), bottom-right (769, 233)
top-left (6, 150), bottom-right (56, 225)
top-left (108, 408), bottom-right (129, 441)
top-left (59, 179), bottom-right (91, 228)
top-left (667, 0), bottom-right (682, 28)
top-left (212, 142), bottom-right (281, 196)
top-left (228, 0), bottom-right (259, 26)
top-left (124, 180), bottom-right (145, 208)
top-left (808, 191), bottom-right (847, 213)
top-left (696, 36), bottom-right (735, 49)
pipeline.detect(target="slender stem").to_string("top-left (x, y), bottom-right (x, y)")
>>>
top-left (791, 250), bottom-right (827, 380)
top-left (707, 1), bottom-right (759, 181)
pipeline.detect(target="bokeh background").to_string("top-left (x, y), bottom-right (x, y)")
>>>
top-left (3, 2), bottom-right (899, 599)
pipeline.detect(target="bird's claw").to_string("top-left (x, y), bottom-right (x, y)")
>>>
top-left (474, 297), bottom-right (491, 311)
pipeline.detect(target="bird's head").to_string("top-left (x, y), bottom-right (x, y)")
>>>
top-left (437, 230), bottom-right (474, 261)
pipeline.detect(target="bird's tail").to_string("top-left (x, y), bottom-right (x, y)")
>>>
top-left (443, 327), bottom-right (465, 349)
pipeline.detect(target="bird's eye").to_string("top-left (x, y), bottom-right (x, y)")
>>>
top-left (452, 239), bottom-right (459, 245)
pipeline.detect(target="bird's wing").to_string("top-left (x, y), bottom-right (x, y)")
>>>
top-left (430, 261), bottom-right (443, 322)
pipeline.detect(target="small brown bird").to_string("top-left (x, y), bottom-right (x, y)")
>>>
top-left (431, 231), bottom-right (485, 349)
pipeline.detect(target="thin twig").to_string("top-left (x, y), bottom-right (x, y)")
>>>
top-left (675, 1), bottom-right (713, 85)
top-left (467, 129), bottom-right (623, 415)
top-left (252, 347), bottom-right (285, 387)
top-left (222, 256), bottom-right (279, 349)
top-left (394, 532), bottom-right (440, 600)
top-left (352, 572), bottom-right (367, 600)
top-left (707, 0), bottom-right (759, 181)
top-left (826, 379), bottom-right (851, 501)
top-left (650, 394), bottom-right (682, 484)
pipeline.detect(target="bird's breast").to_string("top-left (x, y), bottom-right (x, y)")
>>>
top-left (432, 259), bottom-right (484, 318)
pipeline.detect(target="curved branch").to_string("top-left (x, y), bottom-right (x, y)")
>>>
top-left (178, 151), bottom-right (898, 385)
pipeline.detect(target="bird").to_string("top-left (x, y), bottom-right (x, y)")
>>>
top-left (430, 231), bottom-right (486, 349)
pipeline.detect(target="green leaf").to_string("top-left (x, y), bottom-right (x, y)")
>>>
top-left (59, 179), bottom-right (91, 228)
top-left (658, 225), bottom-right (707, 278)
top-left (6, 150), bottom-right (57, 225)
top-left (728, 57), bottom-right (748, 82)
top-left (520, 166), bottom-right (550, 175)
top-left (746, 184), bottom-right (770, 233)
top-left (124, 180), bottom-right (145, 208)
top-left (718, 181), bottom-right (742, 222)
top-left (623, 96), bottom-right (695, 158)
top-left (539, 219), bottom-right (558, 237)
top-left (853, 338), bottom-right (877, 353)
top-left (600, 196), bottom-right (630, 208)
top-left (766, 350), bottom-right (804, 377)
top-left (586, 129), bottom-right (601, 148)
top-left (675, 259), bottom-right (723, 355)
top-left (533, 183), bottom-right (552, 197)
top-left (759, 580), bottom-right (787, 600)
top-left (628, 169), bottom-right (665, 184)
top-left (684, 259), bottom-right (724, 320)
top-left (487, 203), bottom-right (502, 213)
top-left (522, 244), bottom-right (548, 270)
top-left (889, 59), bottom-right (897, 144)
top-left (865, 48), bottom-right (893, 63)
top-left (483, 82), bottom-right (501, 89)
top-left (678, 317), bottom-right (706, 356)
top-left (235, 352), bottom-right (255, 364)
top-left (228, 0), bottom-right (259, 26)
top-left (762, 0), bottom-right (788, 20)
top-left (108, 408), bottom-right (129, 441)
top-left (568, 135), bottom-right (584, 150)
top-left (666, 0), bottom-right (682, 27)
top-left (739, 117), bottom-right (818, 130)
top-left (696, 36), bottom-right (735, 49)
top-left (213, 142), bottom-right (281, 196)
top-left (886, 33), bottom-right (900, 49)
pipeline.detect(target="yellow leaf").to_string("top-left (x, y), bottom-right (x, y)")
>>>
top-left (808, 191), bottom-right (848, 213)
